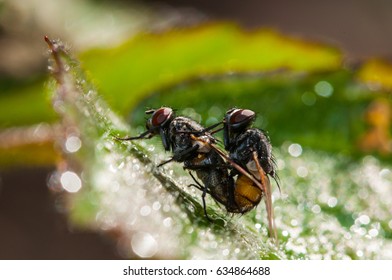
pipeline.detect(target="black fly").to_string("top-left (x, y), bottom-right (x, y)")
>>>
top-left (204, 108), bottom-right (279, 240)
top-left (116, 107), bottom-right (279, 242)
top-left (115, 107), bottom-right (233, 220)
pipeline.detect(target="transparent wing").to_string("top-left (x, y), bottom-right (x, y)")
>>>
top-left (252, 151), bottom-right (278, 244)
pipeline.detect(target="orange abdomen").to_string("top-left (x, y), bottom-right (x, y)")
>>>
top-left (234, 175), bottom-right (263, 213)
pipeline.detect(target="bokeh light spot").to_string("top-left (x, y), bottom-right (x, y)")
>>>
top-left (65, 135), bottom-right (82, 153)
top-left (60, 171), bottom-right (82, 193)
top-left (131, 232), bottom-right (158, 258)
top-left (288, 143), bottom-right (303, 157)
top-left (315, 81), bottom-right (333, 97)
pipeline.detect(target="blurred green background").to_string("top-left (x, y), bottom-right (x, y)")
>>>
top-left (0, 0), bottom-right (392, 259)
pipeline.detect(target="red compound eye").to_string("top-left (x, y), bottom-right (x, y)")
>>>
top-left (151, 107), bottom-right (173, 127)
top-left (228, 109), bottom-right (255, 126)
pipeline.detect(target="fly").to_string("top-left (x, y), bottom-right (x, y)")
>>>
top-left (116, 107), bottom-right (279, 242)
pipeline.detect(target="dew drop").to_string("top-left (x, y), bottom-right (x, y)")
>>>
top-left (104, 140), bottom-right (114, 150)
top-left (53, 100), bottom-right (65, 113)
top-left (132, 164), bottom-right (140, 172)
top-left (117, 161), bottom-right (125, 169)
top-left (131, 232), bottom-right (158, 258)
top-left (356, 250), bottom-right (364, 257)
top-left (327, 197), bottom-right (338, 208)
top-left (311, 204), bottom-right (321, 214)
top-left (109, 164), bottom-right (117, 173)
top-left (152, 201), bottom-right (161, 211)
top-left (297, 166), bottom-right (308, 178)
top-left (368, 228), bottom-right (379, 237)
top-left (163, 204), bottom-right (171, 212)
top-left (86, 89), bottom-right (94, 98)
top-left (65, 136), bottom-right (82, 153)
top-left (379, 168), bottom-right (391, 179)
top-left (314, 81), bottom-right (333, 97)
top-left (163, 217), bottom-right (172, 228)
top-left (186, 227), bottom-right (194, 234)
top-left (222, 249), bottom-right (230, 256)
top-left (358, 227), bottom-right (367, 236)
top-left (60, 171), bottom-right (82, 193)
top-left (288, 143), bottom-right (302, 157)
top-left (358, 215), bottom-right (370, 225)
top-left (140, 205), bottom-right (151, 217)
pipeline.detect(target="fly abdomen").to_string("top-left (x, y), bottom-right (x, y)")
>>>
top-left (185, 152), bottom-right (232, 208)
top-left (229, 174), bottom-right (263, 213)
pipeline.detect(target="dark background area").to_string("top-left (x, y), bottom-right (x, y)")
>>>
top-left (1, 0), bottom-right (391, 259)
top-left (154, 0), bottom-right (392, 60)
top-left (0, 168), bottom-right (119, 259)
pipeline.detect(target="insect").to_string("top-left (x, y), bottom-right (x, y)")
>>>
top-left (115, 107), bottom-right (212, 163)
top-left (116, 107), bottom-right (278, 241)
top-left (222, 108), bottom-right (278, 182)
top-left (115, 107), bottom-right (235, 219)
top-left (205, 108), bottom-right (279, 240)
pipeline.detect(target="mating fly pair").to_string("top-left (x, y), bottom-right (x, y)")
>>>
top-left (116, 107), bottom-right (278, 241)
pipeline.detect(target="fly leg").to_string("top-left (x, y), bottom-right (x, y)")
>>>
top-left (187, 171), bottom-right (212, 221)
top-left (114, 130), bottom-right (153, 141)
top-left (227, 173), bottom-right (237, 211)
top-left (176, 121), bottom-right (224, 136)
top-left (157, 145), bottom-right (199, 167)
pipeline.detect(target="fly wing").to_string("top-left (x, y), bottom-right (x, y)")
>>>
top-left (252, 151), bottom-right (278, 244)
top-left (205, 141), bottom-right (261, 188)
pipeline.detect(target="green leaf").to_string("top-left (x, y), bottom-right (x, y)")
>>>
top-left (45, 37), bottom-right (283, 259)
top-left (0, 23), bottom-right (342, 167)
top-left (45, 34), bottom-right (392, 260)
top-left (81, 24), bottom-right (341, 114)
top-left (0, 79), bottom-right (57, 128)
top-left (131, 70), bottom-right (375, 156)
top-left (2, 24), bottom-right (392, 260)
